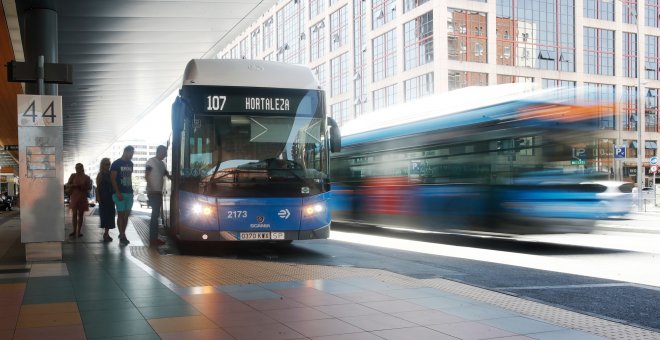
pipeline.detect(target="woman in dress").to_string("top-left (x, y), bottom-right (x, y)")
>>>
top-left (67, 163), bottom-right (92, 237)
top-left (96, 158), bottom-right (116, 242)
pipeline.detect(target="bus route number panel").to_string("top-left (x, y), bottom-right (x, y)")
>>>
top-left (239, 232), bottom-right (286, 240)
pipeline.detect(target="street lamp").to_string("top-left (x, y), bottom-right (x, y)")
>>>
top-left (632, 3), bottom-right (644, 211)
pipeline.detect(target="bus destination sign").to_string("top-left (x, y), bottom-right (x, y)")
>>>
top-left (205, 94), bottom-right (297, 114)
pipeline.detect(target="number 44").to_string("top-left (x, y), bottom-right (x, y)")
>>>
top-left (22, 100), bottom-right (56, 123)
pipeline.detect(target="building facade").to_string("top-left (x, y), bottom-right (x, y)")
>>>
top-left (218, 0), bottom-right (660, 185)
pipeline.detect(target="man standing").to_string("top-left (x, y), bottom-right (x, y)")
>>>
top-left (145, 145), bottom-right (170, 247)
top-left (111, 145), bottom-right (135, 245)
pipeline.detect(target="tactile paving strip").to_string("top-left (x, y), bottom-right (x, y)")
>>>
top-left (131, 245), bottom-right (420, 286)
top-left (129, 217), bottom-right (660, 339)
top-left (419, 278), bottom-right (660, 340)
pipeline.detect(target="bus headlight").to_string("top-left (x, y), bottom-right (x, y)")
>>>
top-left (192, 203), bottom-right (214, 216)
top-left (303, 203), bottom-right (325, 217)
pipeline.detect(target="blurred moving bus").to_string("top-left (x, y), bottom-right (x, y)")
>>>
top-left (329, 85), bottom-right (631, 234)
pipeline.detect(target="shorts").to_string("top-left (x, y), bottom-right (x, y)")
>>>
top-left (112, 193), bottom-right (134, 212)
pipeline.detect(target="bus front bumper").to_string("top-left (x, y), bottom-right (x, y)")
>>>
top-left (176, 224), bottom-right (330, 242)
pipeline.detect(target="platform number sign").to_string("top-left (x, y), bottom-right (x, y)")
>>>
top-left (17, 95), bottom-right (63, 127)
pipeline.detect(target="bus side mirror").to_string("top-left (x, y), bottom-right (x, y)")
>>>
top-left (327, 117), bottom-right (341, 153)
top-left (172, 96), bottom-right (185, 132)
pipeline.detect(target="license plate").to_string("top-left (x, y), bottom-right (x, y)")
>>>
top-left (239, 232), bottom-right (270, 240)
top-left (239, 232), bottom-right (286, 240)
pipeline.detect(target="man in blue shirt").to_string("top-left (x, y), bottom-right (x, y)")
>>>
top-left (111, 145), bottom-right (135, 245)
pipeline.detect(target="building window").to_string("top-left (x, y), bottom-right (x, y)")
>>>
top-left (496, 0), bottom-right (575, 71)
top-left (648, 0), bottom-right (660, 28)
top-left (277, 1), bottom-right (305, 64)
top-left (584, 27), bottom-right (614, 76)
top-left (542, 79), bottom-right (576, 102)
top-left (623, 86), bottom-right (639, 132)
top-left (331, 53), bottom-right (349, 97)
top-left (404, 0), bottom-right (429, 13)
top-left (404, 12), bottom-right (434, 70)
top-left (497, 75), bottom-right (533, 84)
top-left (624, 32), bottom-right (638, 78)
top-left (372, 0), bottom-right (396, 29)
top-left (646, 140), bottom-right (658, 157)
top-left (405, 72), bottom-right (434, 101)
top-left (623, 0), bottom-right (637, 25)
top-left (309, 0), bottom-right (325, 19)
top-left (312, 63), bottom-right (326, 88)
top-left (354, 0), bottom-right (368, 117)
top-left (251, 28), bottom-right (262, 58)
top-left (373, 85), bottom-right (397, 111)
top-left (448, 70), bottom-right (487, 91)
top-left (330, 5), bottom-right (348, 51)
top-left (647, 88), bottom-right (660, 132)
top-left (597, 138), bottom-right (615, 174)
top-left (373, 29), bottom-right (397, 82)
top-left (448, 9), bottom-right (486, 63)
top-left (542, 79), bottom-right (575, 88)
top-left (625, 139), bottom-right (638, 158)
top-left (646, 35), bottom-right (660, 80)
top-left (584, 0), bottom-right (614, 21)
top-left (240, 38), bottom-right (250, 59)
top-left (331, 100), bottom-right (350, 126)
top-left (263, 17), bottom-right (274, 51)
top-left (584, 83), bottom-right (615, 130)
top-left (310, 21), bottom-right (326, 62)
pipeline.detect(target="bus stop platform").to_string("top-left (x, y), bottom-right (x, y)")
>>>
top-left (0, 209), bottom-right (658, 340)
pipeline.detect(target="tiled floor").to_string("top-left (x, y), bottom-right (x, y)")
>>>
top-left (0, 210), bottom-right (658, 339)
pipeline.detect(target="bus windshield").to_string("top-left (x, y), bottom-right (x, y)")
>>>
top-left (181, 113), bottom-right (327, 196)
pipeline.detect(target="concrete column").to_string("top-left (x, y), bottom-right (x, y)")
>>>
top-left (23, 7), bottom-right (58, 96)
top-left (19, 2), bottom-right (64, 261)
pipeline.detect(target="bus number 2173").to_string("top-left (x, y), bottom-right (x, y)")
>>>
top-left (228, 210), bottom-right (247, 219)
top-left (206, 95), bottom-right (227, 111)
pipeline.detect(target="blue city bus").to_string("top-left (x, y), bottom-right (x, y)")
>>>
top-left (167, 59), bottom-right (340, 242)
top-left (330, 85), bottom-right (632, 234)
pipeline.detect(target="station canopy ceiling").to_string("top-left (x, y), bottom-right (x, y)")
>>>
top-left (1, 0), bottom-right (276, 172)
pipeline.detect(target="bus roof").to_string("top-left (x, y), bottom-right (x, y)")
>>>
top-left (182, 59), bottom-right (321, 90)
top-left (341, 83), bottom-right (548, 137)
top-left (341, 84), bottom-right (599, 147)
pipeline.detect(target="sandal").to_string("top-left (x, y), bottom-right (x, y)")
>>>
top-left (103, 235), bottom-right (113, 242)
top-left (78, 233), bottom-right (83, 237)
top-left (69, 232), bottom-right (76, 237)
